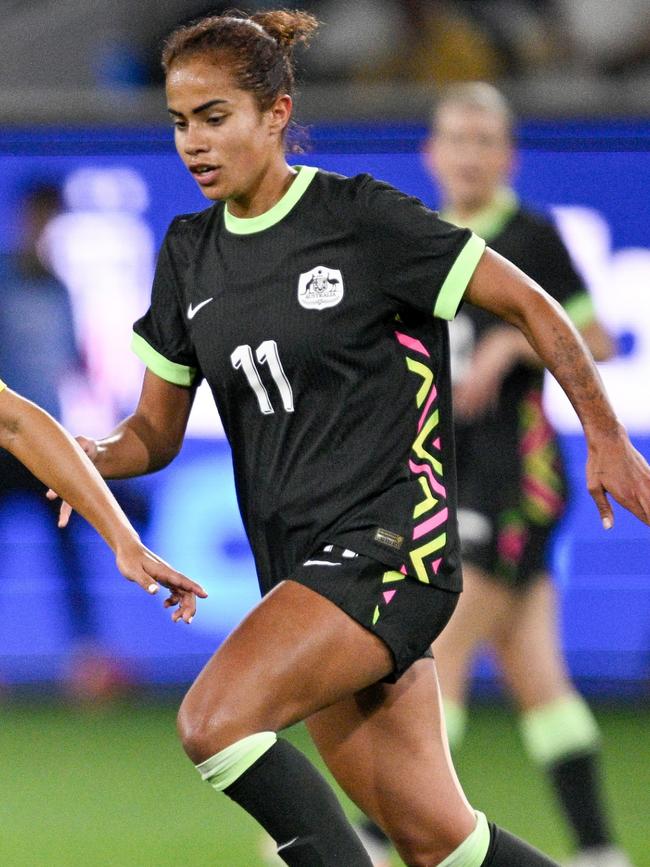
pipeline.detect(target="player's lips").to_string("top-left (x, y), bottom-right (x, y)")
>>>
top-left (189, 164), bottom-right (221, 186)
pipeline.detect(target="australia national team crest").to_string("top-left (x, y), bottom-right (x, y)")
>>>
top-left (297, 266), bottom-right (344, 310)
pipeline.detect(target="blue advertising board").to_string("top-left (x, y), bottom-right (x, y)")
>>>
top-left (0, 122), bottom-right (648, 692)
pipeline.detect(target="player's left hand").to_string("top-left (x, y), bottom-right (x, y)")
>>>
top-left (454, 329), bottom-right (516, 420)
top-left (454, 374), bottom-right (500, 421)
top-left (586, 425), bottom-right (650, 529)
top-left (115, 539), bottom-right (208, 624)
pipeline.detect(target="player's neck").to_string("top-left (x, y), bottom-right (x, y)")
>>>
top-left (227, 161), bottom-right (296, 220)
top-left (441, 188), bottom-right (518, 239)
top-left (447, 196), bottom-right (496, 222)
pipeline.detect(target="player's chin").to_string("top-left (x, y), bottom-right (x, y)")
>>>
top-left (189, 169), bottom-right (227, 200)
top-left (194, 181), bottom-right (224, 201)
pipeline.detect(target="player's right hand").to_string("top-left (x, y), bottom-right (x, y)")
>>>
top-left (46, 434), bottom-right (98, 527)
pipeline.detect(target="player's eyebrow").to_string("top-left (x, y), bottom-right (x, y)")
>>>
top-left (168, 99), bottom-right (229, 117)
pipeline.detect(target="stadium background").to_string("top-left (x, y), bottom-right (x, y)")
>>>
top-left (0, 2), bottom-right (648, 865)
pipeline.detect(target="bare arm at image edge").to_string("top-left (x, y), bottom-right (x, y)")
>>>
top-left (0, 384), bottom-right (206, 620)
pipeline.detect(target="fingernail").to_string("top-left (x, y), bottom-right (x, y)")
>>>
top-left (603, 517), bottom-right (612, 530)
top-left (188, 616), bottom-right (193, 624)
top-left (148, 583), bottom-right (159, 594)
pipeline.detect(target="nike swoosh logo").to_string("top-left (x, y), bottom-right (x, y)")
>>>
top-left (187, 298), bottom-right (214, 320)
top-left (276, 837), bottom-right (299, 853)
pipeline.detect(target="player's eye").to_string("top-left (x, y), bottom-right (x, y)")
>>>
top-left (207, 115), bottom-right (225, 126)
top-left (171, 119), bottom-right (187, 130)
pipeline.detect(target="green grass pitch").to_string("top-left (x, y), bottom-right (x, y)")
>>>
top-left (0, 701), bottom-right (647, 865)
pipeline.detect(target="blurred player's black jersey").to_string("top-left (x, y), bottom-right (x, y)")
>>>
top-left (446, 196), bottom-right (593, 580)
top-left (134, 167), bottom-right (484, 593)
top-left (449, 203), bottom-right (588, 412)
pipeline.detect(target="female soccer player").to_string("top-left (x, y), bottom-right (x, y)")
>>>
top-left (357, 84), bottom-right (632, 867)
top-left (0, 380), bottom-right (206, 620)
top-left (431, 85), bottom-right (631, 867)
top-left (55, 11), bottom-right (650, 866)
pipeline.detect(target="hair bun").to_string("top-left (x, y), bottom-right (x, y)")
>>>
top-left (251, 9), bottom-right (319, 51)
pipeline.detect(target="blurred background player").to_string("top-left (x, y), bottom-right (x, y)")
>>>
top-left (0, 381), bottom-right (206, 624)
top-left (0, 182), bottom-right (133, 701)
top-left (356, 82), bottom-right (631, 867)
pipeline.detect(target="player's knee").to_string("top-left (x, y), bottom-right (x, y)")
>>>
top-left (176, 692), bottom-right (244, 763)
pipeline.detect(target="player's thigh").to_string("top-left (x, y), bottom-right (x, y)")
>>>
top-left (494, 573), bottom-right (573, 710)
top-left (178, 579), bottom-right (394, 758)
top-left (433, 561), bottom-right (515, 699)
top-left (307, 657), bottom-right (475, 859)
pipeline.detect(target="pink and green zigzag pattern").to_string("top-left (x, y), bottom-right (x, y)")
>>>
top-left (371, 330), bottom-right (449, 625)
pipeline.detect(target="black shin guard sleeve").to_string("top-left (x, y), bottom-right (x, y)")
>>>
top-left (548, 751), bottom-right (612, 849)
top-left (224, 739), bottom-right (373, 867)
top-left (482, 822), bottom-right (560, 866)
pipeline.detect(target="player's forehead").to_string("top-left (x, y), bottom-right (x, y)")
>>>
top-left (435, 103), bottom-right (510, 141)
top-left (165, 57), bottom-right (248, 114)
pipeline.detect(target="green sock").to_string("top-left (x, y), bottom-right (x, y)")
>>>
top-left (439, 811), bottom-right (490, 866)
top-left (196, 731), bottom-right (277, 790)
top-left (519, 694), bottom-right (600, 766)
top-left (443, 698), bottom-right (468, 751)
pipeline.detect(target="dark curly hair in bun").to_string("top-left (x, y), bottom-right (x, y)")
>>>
top-left (162, 9), bottom-right (319, 113)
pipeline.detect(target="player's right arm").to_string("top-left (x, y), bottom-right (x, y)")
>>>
top-left (85, 370), bottom-right (194, 479)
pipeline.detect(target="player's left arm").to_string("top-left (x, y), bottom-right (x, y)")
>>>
top-left (453, 314), bottom-right (613, 421)
top-left (464, 247), bottom-right (650, 528)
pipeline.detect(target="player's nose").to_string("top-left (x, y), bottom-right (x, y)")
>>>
top-left (183, 124), bottom-right (211, 156)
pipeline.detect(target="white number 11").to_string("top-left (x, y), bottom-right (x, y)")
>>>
top-left (230, 340), bottom-right (295, 415)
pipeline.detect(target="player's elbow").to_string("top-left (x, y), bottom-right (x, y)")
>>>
top-left (509, 280), bottom-right (563, 337)
top-left (125, 409), bottom-right (184, 474)
top-left (149, 437), bottom-right (183, 472)
top-left (140, 424), bottom-right (184, 472)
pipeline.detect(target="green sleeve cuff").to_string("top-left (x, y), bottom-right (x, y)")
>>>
top-left (131, 332), bottom-right (197, 387)
top-left (434, 233), bottom-right (486, 320)
top-left (563, 292), bottom-right (596, 330)
top-left (0, 379), bottom-right (6, 393)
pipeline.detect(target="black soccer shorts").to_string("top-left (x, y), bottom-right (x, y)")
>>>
top-left (457, 503), bottom-right (558, 589)
top-left (290, 544), bottom-right (459, 679)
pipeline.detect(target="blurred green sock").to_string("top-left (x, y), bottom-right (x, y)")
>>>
top-left (519, 694), bottom-right (612, 850)
top-left (444, 698), bottom-right (468, 751)
top-left (519, 694), bottom-right (599, 766)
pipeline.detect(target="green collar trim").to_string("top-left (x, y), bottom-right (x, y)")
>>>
top-left (224, 165), bottom-right (318, 235)
top-left (441, 188), bottom-right (519, 242)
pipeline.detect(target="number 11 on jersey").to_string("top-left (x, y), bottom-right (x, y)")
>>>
top-left (230, 340), bottom-right (295, 415)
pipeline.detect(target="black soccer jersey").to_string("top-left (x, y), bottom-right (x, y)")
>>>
top-left (444, 190), bottom-right (594, 529)
top-left (133, 167), bottom-right (485, 593)
top-left (446, 191), bottom-right (592, 400)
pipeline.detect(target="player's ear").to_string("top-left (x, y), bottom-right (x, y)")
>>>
top-left (267, 94), bottom-right (292, 138)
